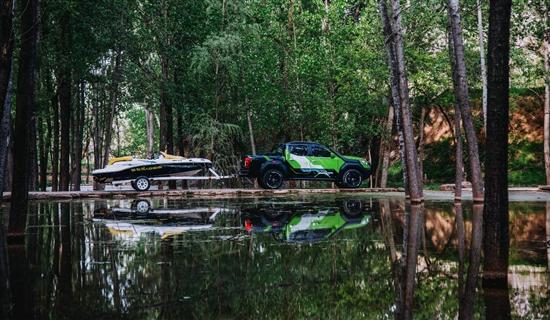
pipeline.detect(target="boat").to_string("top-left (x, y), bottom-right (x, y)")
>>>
top-left (92, 152), bottom-right (214, 191)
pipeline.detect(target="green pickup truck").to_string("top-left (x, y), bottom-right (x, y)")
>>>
top-left (239, 141), bottom-right (371, 189)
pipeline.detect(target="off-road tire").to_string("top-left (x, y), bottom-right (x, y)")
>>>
top-left (339, 168), bottom-right (363, 188)
top-left (260, 168), bottom-right (284, 189)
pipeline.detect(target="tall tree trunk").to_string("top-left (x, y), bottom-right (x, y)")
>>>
top-left (0, 67), bottom-right (13, 199)
top-left (58, 70), bottom-right (71, 191)
top-left (176, 108), bottom-right (183, 156)
top-left (71, 80), bottom-right (84, 190)
top-left (448, 27), bottom-right (464, 200)
top-left (51, 92), bottom-right (59, 191)
top-left (246, 107), bottom-right (256, 155)
top-left (417, 107), bottom-right (426, 182)
top-left (483, 0), bottom-right (511, 289)
top-left (448, 0), bottom-right (484, 202)
top-left (38, 114), bottom-right (48, 191)
top-left (0, 0), bottom-right (14, 202)
top-left (145, 103), bottom-right (154, 159)
top-left (4, 127), bottom-right (13, 192)
top-left (543, 35), bottom-right (550, 184)
top-left (28, 100), bottom-right (38, 191)
top-left (102, 50), bottom-right (122, 166)
top-left (0, 0), bottom-right (14, 124)
top-left (9, 0), bottom-right (39, 233)
top-left (388, 0), bottom-right (423, 202)
top-left (477, 0), bottom-right (488, 130)
top-left (92, 83), bottom-right (103, 190)
top-left (378, 1), bottom-right (409, 197)
top-left (379, 104), bottom-right (394, 188)
top-left (159, 56), bottom-right (173, 154)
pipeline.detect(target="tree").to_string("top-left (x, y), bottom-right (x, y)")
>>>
top-left (477, 0), bottom-right (488, 130)
top-left (381, 0), bottom-right (423, 202)
top-left (0, 0), bottom-right (14, 203)
top-left (447, 0), bottom-right (484, 202)
top-left (483, 0), bottom-right (512, 288)
top-left (9, 0), bottom-right (39, 233)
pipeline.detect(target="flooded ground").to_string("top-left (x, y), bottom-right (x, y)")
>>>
top-left (1, 194), bottom-right (549, 319)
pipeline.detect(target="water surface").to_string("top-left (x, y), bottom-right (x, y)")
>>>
top-left (1, 195), bottom-right (549, 319)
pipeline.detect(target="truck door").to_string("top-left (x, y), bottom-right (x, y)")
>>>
top-left (309, 145), bottom-right (344, 178)
top-left (285, 144), bottom-right (320, 175)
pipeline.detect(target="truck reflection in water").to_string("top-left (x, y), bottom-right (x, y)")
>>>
top-left (242, 199), bottom-right (373, 243)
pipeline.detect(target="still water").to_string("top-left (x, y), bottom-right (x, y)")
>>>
top-left (1, 195), bottom-right (549, 319)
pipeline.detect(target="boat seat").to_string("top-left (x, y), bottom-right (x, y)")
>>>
top-left (108, 156), bottom-right (133, 165)
top-left (160, 151), bottom-right (186, 160)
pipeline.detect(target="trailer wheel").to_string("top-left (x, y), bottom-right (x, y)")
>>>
top-left (132, 199), bottom-right (151, 214)
top-left (133, 176), bottom-right (151, 191)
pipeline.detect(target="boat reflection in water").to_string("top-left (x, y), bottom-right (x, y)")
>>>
top-left (93, 199), bottom-right (230, 241)
top-left (241, 199), bottom-right (372, 243)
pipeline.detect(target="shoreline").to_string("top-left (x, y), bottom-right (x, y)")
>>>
top-left (2, 187), bottom-right (550, 202)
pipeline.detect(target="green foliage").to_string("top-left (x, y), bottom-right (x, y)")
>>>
top-left (508, 141), bottom-right (545, 186)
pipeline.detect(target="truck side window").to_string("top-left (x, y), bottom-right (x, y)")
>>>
top-left (311, 146), bottom-right (331, 157)
top-left (289, 145), bottom-right (308, 156)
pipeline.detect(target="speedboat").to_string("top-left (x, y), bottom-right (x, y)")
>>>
top-left (92, 152), bottom-right (213, 190)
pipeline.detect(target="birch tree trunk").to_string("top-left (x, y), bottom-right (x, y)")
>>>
top-left (71, 80), bottom-right (85, 190)
top-left (448, 0), bottom-right (484, 202)
top-left (0, 67), bottom-right (12, 200)
top-left (477, 0), bottom-right (488, 130)
top-left (543, 36), bottom-right (550, 184)
top-left (483, 0), bottom-right (511, 288)
top-left (449, 27), bottom-right (464, 200)
top-left (0, 0), bottom-right (14, 126)
top-left (51, 92), bottom-right (59, 191)
top-left (9, 0), bottom-right (39, 233)
top-left (378, 0), bottom-right (409, 197)
top-left (246, 108), bottom-right (256, 155)
top-left (0, 0), bottom-right (13, 197)
top-left (0, 0), bottom-right (13, 200)
top-left (145, 103), bottom-right (155, 159)
top-left (379, 104), bottom-right (394, 188)
top-left (102, 50), bottom-right (122, 166)
top-left (389, 0), bottom-right (423, 202)
top-left (417, 107), bottom-right (426, 182)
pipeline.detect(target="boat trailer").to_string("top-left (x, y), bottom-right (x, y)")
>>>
top-left (110, 168), bottom-right (235, 191)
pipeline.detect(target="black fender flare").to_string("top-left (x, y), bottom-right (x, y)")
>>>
top-left (260, 161), bottom-right (288, 178)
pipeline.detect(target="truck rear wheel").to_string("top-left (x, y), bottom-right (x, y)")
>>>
top-left (260, 168), bottom-right (284, 189)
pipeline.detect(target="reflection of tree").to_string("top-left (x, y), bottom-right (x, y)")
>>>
top-left (546, 202), bottom-right (550, 273)
top-left (457, 203), bottom-right (482, 320)
top-left (0, 215), bottom-right (10, 318)
top-left (398, 204), bottom-right (424, 320)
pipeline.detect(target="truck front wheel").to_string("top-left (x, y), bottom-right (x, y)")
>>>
top-left (260, 168), bottom-right (284, 189)
top-left (339, 168), bottom-right (363, 188)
